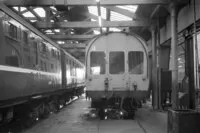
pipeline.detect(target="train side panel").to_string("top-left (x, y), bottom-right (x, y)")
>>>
top-left (0, 10), bottom-right (62, 102)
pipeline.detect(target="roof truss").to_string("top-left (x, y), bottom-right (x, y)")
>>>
top-left (4, 0), bottom-right (173, 6)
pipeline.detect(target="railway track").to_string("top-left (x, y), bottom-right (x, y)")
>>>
top-left (0, 96), bottom-right (79, 133)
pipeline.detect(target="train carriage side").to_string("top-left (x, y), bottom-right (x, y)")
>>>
top-left (0, 4), bottom-right (84, 124)
top-left (61, 50), bottom-right (85, 96)
top-left (0, 10), bottom-right (62, 103)
top-left (86, 32), bottom-right (149, 109)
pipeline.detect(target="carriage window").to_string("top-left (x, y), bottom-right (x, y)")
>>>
top-left (5, 56), bottom-right (19, 67)
top-left (9, 23), bottom-right (17, 39)
top-left (128, 51), bottom-right (144, 74)
top-left (109, 52), bottom-right (124, 74)
top-left (42, 43), bottom-right (47, 52)
top-left (23, 31), bottom-right (28, 44)
top-left (90, 52), bottom-right (105, 75)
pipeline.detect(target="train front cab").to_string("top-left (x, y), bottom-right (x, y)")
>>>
top-left (86, 32), bottom-right (149, 117)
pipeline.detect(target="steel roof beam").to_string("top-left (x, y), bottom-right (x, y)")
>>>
top-left (150, 5), bottom-right (161, 18)
top-left (106, 8), bottom-right (110, 32)
top-left (27, 7), bottom-right (42, 21)
top-left (4, 0), bottom-right (174, 6)
top-left (59, 43), bottom-right (86, 49)
top-left (35, 21), bottom-right (151, 28)
top-left (48, 34), bottom-right (95, 40)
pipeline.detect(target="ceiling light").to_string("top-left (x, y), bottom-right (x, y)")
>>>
top-left (57, 41), bottom-right (65, 44)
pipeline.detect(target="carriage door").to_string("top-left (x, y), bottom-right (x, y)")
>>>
top-left (128, 51), bottom-right (144, 91)
top-left (89, 51), bottom-right (106, 91)
top-left (108, 51), bottom-right (126, 92)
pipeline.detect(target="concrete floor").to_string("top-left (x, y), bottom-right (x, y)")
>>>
top-left (23, 96), bottom-right (167, 133)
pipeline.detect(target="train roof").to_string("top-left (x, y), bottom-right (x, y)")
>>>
top-left (86, 31), bottom-right (148, 54)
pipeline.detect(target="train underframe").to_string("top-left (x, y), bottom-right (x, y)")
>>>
top-left (0, 86), bottom-right (84, 126)
top-left (87, 90), bottom-right (148, 120)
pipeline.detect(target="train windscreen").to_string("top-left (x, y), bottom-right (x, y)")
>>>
top-left (109, 52), bottom-right (125, 74)
top-left (90, 52), bottom-right (106, 75)
top-left (128, 51), bottom-right (144, 74)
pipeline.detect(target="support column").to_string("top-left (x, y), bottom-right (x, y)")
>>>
top-left (45, 8), bottom-right (51, 22)
top-left (151, 26), bottom-right (158, 109)
top-left (157, 20), bottom-right (162, 110)
top-left (170, 2), bottom-right (178, 109)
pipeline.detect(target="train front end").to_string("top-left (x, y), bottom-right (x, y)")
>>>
top-left (86, 32), bottom-right (149, 116)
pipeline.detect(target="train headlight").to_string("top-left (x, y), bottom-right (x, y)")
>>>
top-left (105, 116), bottom-right (108, 120)
top-left (120, 111), bottom-right (123, 115)
top-left (91, 113), bottom-right (96, 118)
top-left (104, 109), bottom-right (108, 113)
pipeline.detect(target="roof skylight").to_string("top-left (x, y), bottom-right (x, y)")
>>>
top-left (30, 20), bottom-right (37, 23)
top-left (116, 5), bottom-right (138, 13)
top-left (13, 7), bottom-right (19, 11)
top-left (22, 11), bottom-right (35, 17)
top-left (110, 11), bottom-right (132, 21)
top-left (54, 29), bottom-right (60, 32)
top-left (88, 6), bottom-right (133, 22)
top-left (109, 28), bottom-right (121, 32)
top-left (88, 6), bottom-right (107, 20)
top-left (45, 30), bottom-right (52, 33)
top-left (91, 19), bottom-right (96, 21)
top-left (93, 30), bottom-right (100, 35)
top-left (50, 6), bottom-right (57, 11)
top-left (46, 32), bottom-right (55, 35)
top-left (20, 7), bottom-right (27, 12)
top-left (33, 8), bottom-right (46, 17)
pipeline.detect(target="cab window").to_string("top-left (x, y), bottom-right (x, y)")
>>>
top-left (128, 51), bottom-right (144, 74)
top-left (109, 51), bottom-right (124, 74)
top-left (90, 52), bottom-right (106, 75)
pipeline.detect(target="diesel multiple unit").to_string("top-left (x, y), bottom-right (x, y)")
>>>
top-left (86, 32), bottom-right (149, 118)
